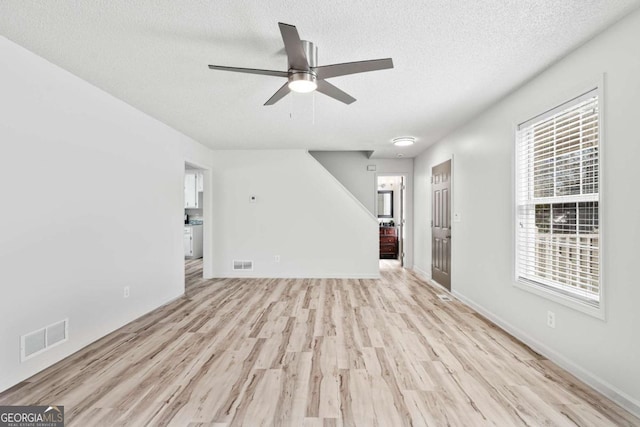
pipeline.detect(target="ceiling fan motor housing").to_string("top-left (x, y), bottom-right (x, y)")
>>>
top-left (301, 40), bottom-right (318, 68)
top-left (287, 40), bottom-right (318, 92)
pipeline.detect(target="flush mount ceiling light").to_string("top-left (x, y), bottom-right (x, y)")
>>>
top-left (392, 136), bottom-right (415, 147)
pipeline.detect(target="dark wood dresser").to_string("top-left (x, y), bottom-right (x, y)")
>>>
top-left (379, 226), bottom-right (398, 259)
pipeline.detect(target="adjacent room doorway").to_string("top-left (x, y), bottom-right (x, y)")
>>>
top-left (183, 161), bottom-right (210, 281)
top-left (431, 159), bottom-right (452, 290)
top-left (376, 174), bottom-right (407, 268)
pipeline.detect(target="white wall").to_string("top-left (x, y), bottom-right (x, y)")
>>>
top-left (310, 151), bottom-right (414, 267)
top-left (209, 150), bottom-right (379, 278)
top-left (0, 37), bottom-right (212, 392)
top-left (413, 10), bottom-right (640, 414)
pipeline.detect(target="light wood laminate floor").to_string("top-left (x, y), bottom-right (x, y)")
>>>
top-left (1, 260), bottom-right (638, 426)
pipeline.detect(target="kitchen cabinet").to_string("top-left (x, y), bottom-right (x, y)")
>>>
top-left (184, 172), bottom-right (202, 208)
top-left (197, 172), bottom-right (204, 192)
top-left (184, 225), bottom-right (203, 258)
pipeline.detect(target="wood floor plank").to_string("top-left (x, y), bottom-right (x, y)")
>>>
top-left (0, 258), bottom-right (637, 426)
top-left (318, 336), bottom-right (340, 419)
top-left (347, 369), bottom-right (377, 427)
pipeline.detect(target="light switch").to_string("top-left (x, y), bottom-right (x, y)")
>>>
top-left (453, 212), bottom-right (461, 222)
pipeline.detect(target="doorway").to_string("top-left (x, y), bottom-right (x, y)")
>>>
top-left (431, 159), bottom-right (452, 290)
top-left (376, 175), bottom-right (407, 269)
top-left (183, 161), bottom-right (210, 281)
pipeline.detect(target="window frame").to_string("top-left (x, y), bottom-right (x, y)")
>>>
top-left (513, 80), bottom-right (605, 320)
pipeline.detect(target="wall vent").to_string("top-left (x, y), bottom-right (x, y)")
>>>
top-left (233, 260), bottom-right (253, 271)
top-left (21, 319), bottom-right (68, 362)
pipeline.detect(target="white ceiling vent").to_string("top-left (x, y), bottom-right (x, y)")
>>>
top-left (233, 260), bottom-right (253, 271)
top-left (21, 319), bottom-right (68, 362)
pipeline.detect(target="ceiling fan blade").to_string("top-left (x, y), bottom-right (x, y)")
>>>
top-left (208, 65), bottom-right (288, 78)
top-left (316, 80), bottom-right (356, 105)
top-left (314, 58), bottom-right (393, 80)
top-left (278, 22), bottom-right (309, 71)
top-left (264, 82), bottom-right (291, 106)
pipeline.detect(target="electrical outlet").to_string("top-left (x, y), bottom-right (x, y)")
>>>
top-left (547, 310), bottom-right (555, 328)
top-left (274, 255), bottom-right (280, 263)
top-left (124, 286), bottom-right (130, 298)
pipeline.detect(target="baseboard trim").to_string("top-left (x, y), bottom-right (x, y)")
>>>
top-left (412, 265), bottom-right (431, 281)
top-left (452, 290), bottom-right (640, 418)
top-left (213, 273), bottom-right (381, 279)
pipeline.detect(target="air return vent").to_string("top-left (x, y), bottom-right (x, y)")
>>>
top-left (21, 319), bottom-right (68, 362)
top-left (233, 260), bottom-right (253, 271)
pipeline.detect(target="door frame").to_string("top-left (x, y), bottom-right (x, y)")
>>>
top-left (430, 157), bottom-right (454, 291)
top-left (184, 160), bottom-right (213, 279)
top-left (375, 173), bottom-right (409, 267)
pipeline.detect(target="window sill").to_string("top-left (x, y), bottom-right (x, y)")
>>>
top-left (513, 279), bottom-right (605, 320)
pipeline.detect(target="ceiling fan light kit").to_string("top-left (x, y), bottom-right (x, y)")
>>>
top-left (288, 72), bottom-right (317, 93)
top-left (392, 137), bottom-right (415, 147)
top-left (208, 23), bottom-right (393, 106)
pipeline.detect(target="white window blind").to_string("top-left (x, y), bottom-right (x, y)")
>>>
top-left (516, 89), bottom-right (600, 306)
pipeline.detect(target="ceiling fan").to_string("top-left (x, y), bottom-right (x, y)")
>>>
top-left (208, 22), bottom-right (394, 106)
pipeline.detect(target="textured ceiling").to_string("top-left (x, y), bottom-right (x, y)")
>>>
top-left (1, 1), bottom-right (638, 158)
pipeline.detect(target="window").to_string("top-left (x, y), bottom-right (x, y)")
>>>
top-left (516, 89), bottom-right (601, 308)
